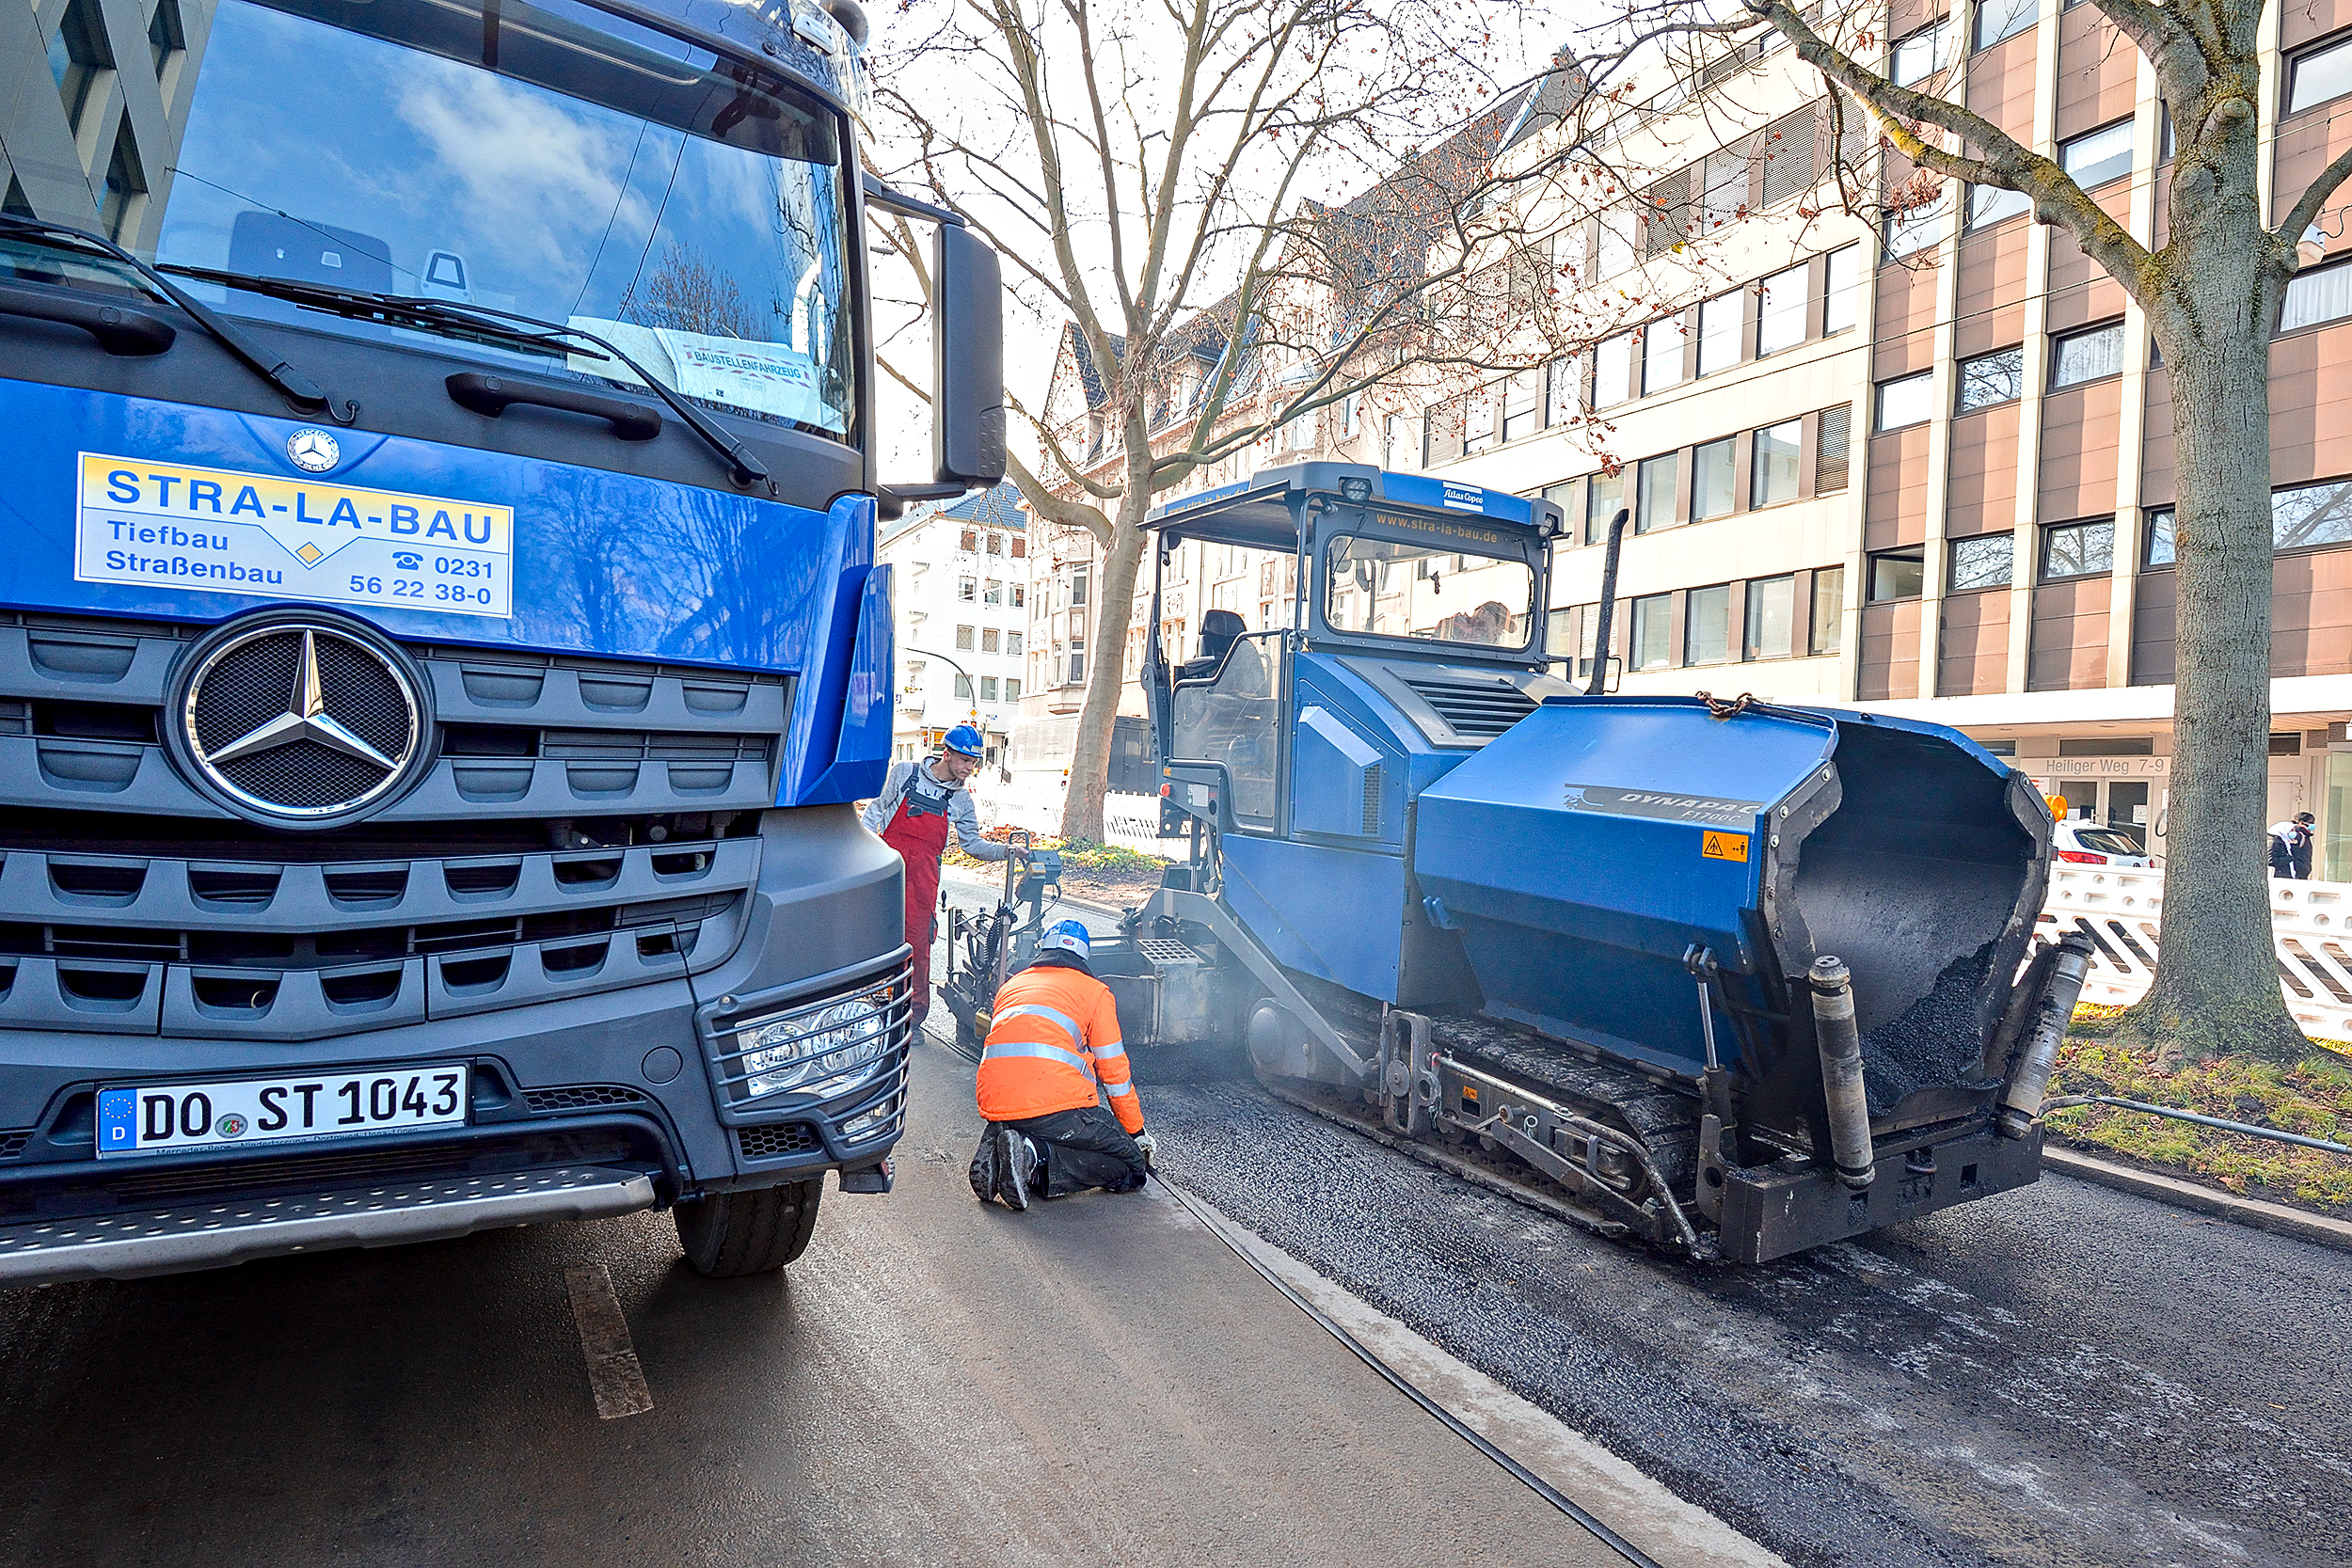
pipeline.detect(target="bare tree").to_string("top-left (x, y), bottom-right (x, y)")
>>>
top-left (870, 0), bottom-right (1640, 838)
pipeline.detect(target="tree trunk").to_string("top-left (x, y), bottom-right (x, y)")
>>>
top-left (2128, 276), bottom-right (2311, 1064)
top-left (1058, 495), bottom-right (1151, 841)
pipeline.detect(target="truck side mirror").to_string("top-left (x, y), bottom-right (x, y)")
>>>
top-left (933, 225), bottom-right (1005, 486)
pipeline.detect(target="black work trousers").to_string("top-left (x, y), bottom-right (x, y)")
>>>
top-left (998, 1105), bottom-right (1149, 1197)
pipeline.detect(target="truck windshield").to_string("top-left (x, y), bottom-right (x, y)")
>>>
top-left (146, 0), bottom-right (857, 442)
top-left (1323, 533), bottom-right (1534, 648)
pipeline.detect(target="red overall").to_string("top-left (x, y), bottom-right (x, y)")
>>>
top-left (880, 781), bottom-right (951, 1015)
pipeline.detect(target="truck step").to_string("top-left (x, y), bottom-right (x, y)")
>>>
top-left (0, 1164), bottom-right (656, 1289)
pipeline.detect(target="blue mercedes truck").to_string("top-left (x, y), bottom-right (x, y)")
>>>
top-left (0, 0), bottom-right (1002, 1282)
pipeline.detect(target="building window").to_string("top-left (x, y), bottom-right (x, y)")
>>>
top-left (1756, 263), bottom-right (1807, 356)
top-left (1546, 605), bottom-right (1580, 661)
top-left (1957, 346), bottom-right (2025, 410)
top-left (1463, 385), bottom-right (1497, 456)
top-left (1976, 0), bottom-right (2037, 50)
top-left (2050, 321), bottom-right (2126, 387)
top-left (149, 0), bottom-right (185, 77)
top-left (1386, 412), bottom-right (1414, 469)
top-left (2059, 120), bottom-right (2135, 190)
top-left (1876, 371), bottom-right (1933, 430)
top-left (986, 533), bottom-right (1003, 555)
top-left (1810, 566), bottom-right (1845, 653)
top-left (1685, 584), bottom-right (1732, 663)
top-left (1502, 370), bottom-right (1543, 442)
top-left (1698, 293), bottom-right (1741, 375)
top-left (1597, 206), bottom-right (1636, 276)
top-left (1008, 631), bottom-right (1024, 657)
top-left (1007, 678), bottom-right (1023, 700)
top-left (1869, 547), bottom-right (1925, 601)
top-left (1890, 18), bottom-right (1954, 86)
top-left (99, 123), bottom-right (147, 242)
top-left (1883, 195), bottom-right (1950, 259)
top-left (1701, 141), bottom-right (1750, 231)
top-left (1595, 332), bottom-right (1634, 407)
top-left (1967, 183), bottom-right (2030, 230)
top-left (1752, 420), bottom-right (1801, 507)
top-left (1817, 405), bottom-right (1851, 492)
top-left (2281, 259), bottom-right (2352, 331)
top-left (978, 676), bottom-right (998, 701)
top-left (1635, 452), bottom-right (1679, 534)
top-left (1010, 535), bottom-right (1026, 558)
top-left (1067, 652), bottom-right (1086, 684)
top-left (2289, 33), bottom-right (2352, 115)
top-left (2274, 478), bottom-right (2352, 550)
top-left (1692, 437), bottom-right (1736, 520)
top-left (1822, 245), bottom-right (1860, 333)
top-left (1759, 103), bottom-right (1819, 206)
top-left (960, 529), bottom-right (978, 552)
top-left (980, 628), bottom-right (1000, 653)
top-left (2042, 519), bottom-right (2115, 579)
top-left (955, 625), bottom-right (975, 650)
top-left (1744, 576), bottom-right (1796, 659)
top-left (1070, 569), bottom-right (1088, 606)
top-left (958, 577), bottom-right (977, 601)
top-left (1948, 532), bottom-right (2015, 590)
top-left (954, 673), bottom-right (974, 700)
top-left (1586, 470), bottom-right (1625, 545)
top-left (48, 0), bottom-right (115, 133)
top-left (1643, 317), bottom-right (1685, 393)
top-left (1011, 583), bottom-right (1025, 608)
top-left (2144, 506), bottom-right (2175, 565)
top-left (1630, 593), bottom-right (1673, 670)
top-left (983, 579), bottom-right (1002, 605)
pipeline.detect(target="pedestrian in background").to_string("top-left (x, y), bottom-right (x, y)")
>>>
top-left (863, 723), bottom-right (1009, 1017)
top-left (968, 920), bottom-right (1153, 1211)
top-left (2269, 813), bottom-right (2315, 879)
top-left (2295, 811), bottom-right (2318, 879)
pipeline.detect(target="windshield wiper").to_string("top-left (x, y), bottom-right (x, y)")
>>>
top-left (160, 265), bottom-right (773, 491)
top-left (0, 215), bottom-right (347, 420)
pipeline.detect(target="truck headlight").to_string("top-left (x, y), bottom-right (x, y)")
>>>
top-left (839, 1091), bottom-right (902, 1144)
top-left (736, 986), bottom-right (892, 1102)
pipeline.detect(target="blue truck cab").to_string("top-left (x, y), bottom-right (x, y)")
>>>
top-left (0, 0), bottom-right (1003, 1282)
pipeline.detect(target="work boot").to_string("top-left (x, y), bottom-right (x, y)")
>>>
top-left (968, 1125), bottom-right (999, 1204)
top-left (995, 1126), bottom-right (1037, 1212)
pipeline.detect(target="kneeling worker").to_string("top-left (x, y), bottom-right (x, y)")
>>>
top-left (969, 920), bottom-right (1155, 1210)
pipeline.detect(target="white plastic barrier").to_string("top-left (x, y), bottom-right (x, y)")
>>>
top-left (2041, 864), bottom-right (2352, 1039)
top-left (1100, 793), bottom-right (1174, 861)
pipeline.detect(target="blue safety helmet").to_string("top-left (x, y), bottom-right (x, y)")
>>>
top-left (1038, 919), bottom-right (1091, 959)
top-left (943, 722), bottom-right (985, 758)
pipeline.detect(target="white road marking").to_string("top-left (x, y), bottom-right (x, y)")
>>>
top-left (564, 1264), bottom-right (654, 1419)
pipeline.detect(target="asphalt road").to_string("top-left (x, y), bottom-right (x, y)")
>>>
top-left (0, 1022), bottom-right (1657, 1568)
top-left (939, 872), bottom-right (2352, 1568)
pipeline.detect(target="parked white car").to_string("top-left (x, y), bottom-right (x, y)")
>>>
top-left (2053, 819), bottom-right (2153, 867)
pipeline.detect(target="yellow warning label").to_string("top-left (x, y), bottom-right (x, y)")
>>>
top-left (1702, 831), bottom-right (1750, 863)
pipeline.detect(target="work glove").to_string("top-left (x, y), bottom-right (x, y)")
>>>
top-left (1133, 1130), bottom-right (1157, 1167)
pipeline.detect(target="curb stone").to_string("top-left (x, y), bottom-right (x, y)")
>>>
top-left (2042, 1147), bottom-right (2352, 1254)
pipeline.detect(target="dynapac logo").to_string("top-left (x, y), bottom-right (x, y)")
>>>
top-left (1559, 784), bottom-right (1768, 830)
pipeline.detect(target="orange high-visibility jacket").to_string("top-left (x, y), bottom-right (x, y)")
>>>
top-left (975, 959), bottom-right (1141, 1134)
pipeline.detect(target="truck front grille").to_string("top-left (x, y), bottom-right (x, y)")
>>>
top-left (0, 613), bottom-right (793, 1036)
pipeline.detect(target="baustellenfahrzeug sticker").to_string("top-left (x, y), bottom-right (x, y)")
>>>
top-left (74, 452), bottom-right (514, 618)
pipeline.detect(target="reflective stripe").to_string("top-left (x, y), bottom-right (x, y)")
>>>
top-left (994, 1004), bottom-right (1085, 1049)
top-left (1104, 1080), bottom-right (1136, 1098)
top-left (1091, 1040), bottom-right (1128, 1062)
top-left (980, 1039), bottom-right (1097, 1079)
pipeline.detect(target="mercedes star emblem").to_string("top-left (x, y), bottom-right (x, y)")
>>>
top-left (286, 428), bottom-right (341, 472)
top-left (200, 628), bottom-right (399, 772)
top-left (167, 610), bottom-right (429, 829)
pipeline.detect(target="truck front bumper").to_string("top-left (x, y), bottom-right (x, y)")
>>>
top-left (0, 1164), bottom-right (658, 1288)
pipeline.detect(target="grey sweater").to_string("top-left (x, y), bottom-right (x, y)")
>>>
top-left (862, 759), bottom-right (1009, 860)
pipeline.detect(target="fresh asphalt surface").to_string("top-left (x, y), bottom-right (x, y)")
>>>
top-left (0, 868), bottom-right (2342, 1568)
top-left (952, 877), bottom-right (2352, 1568)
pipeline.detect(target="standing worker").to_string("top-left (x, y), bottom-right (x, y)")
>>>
top-left (864, 723), bottom-right (1009, 1018)
top-left (967, 921), bottom-right (1154, 1210)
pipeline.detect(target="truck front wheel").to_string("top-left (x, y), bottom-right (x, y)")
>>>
top-left (675, 1179), bottom-right (823, 1276)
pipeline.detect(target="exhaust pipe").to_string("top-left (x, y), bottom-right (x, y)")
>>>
top-left (1997, 931), bottom-right (2094, 1139)
top-left (1806, 956), bottom-right (1875, 1191)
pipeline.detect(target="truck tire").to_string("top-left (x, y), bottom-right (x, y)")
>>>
top-left (675, 1179), bottom-right (823, 1276)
